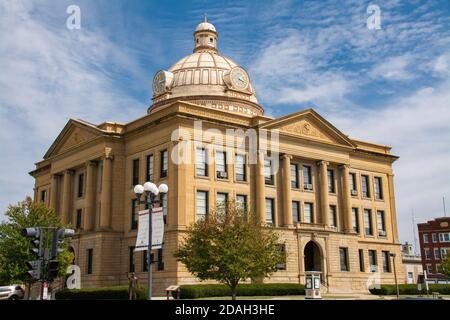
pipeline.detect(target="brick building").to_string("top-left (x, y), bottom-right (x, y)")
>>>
top-left (418, 217), bottom-right (450, 278)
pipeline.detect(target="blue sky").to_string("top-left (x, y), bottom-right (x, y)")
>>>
top-left (1, 0), bottom-right (449, 249)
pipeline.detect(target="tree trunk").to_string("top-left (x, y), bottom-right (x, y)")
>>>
top-left (231, 285), bottom-right (237, 300)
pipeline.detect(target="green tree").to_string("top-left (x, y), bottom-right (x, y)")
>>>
top-left (174, 201), bottom-right (286, 300)
top-left (0, 198), bottom-right (74, 287)
top-left (439, 252), bottom-right (450, 278)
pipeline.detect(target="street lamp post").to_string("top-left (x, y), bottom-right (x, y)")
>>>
top-left (134, 182), bottom-right (168, 300)
top-left (390, 253), bottom-right (399, 300)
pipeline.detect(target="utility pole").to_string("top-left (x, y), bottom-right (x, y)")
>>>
top-left (444, 196), bottom-right (447, 217)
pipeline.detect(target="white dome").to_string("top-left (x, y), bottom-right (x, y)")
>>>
top-left (196, 22), bottom-right (216, 32)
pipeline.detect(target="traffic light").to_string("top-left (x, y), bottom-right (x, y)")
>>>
top-left (21, 228), bottom-right (43, 280)
top-left (51, 228), bottom-right (75, 259)
top-left (47, 260), bottom-right (60, 281)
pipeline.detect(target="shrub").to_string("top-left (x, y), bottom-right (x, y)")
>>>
top-left (55, 285), bottom-right (146, 300)
top-left (369, 284), bottom-right (450, 295)
top-left (179, 283), bottom-right (305, 299)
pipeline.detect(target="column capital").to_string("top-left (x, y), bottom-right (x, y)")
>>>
top-left (86, 160), bottom-right (98, 167)
top-left (64, 169), bottom-right (75, 175)
top-left (281, 154), bottom-right (293, 160)
top-left (317, 160), bottom-right (329, 167)
top-left (338, 164), bottom-right (350, 170)
top-left (104, 147), bottom-right (114, 160)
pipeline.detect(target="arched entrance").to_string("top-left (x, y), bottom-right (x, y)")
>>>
top-left (304, 241), bottom-right (322, 271)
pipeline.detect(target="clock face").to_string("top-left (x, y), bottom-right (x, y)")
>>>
top-left (153, 70), bottom-right (166, 95)
top-left (230, 67), bottom-right (249, 90)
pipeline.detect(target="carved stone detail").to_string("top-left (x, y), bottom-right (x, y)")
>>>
top-left (280, 120), bottom-right (329, 141)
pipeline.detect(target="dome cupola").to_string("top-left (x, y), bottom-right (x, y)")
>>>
top-left (194, 16), bottom-right (218, 53)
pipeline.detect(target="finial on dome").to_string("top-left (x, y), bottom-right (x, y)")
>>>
top-left (204, 13), bottom-right (207, 23)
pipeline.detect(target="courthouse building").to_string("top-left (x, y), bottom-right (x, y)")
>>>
top-left (30, 19), bottom-right (404, 294)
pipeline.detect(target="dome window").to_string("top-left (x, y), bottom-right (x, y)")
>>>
top-left (210, 37), bottom-right (214, 43)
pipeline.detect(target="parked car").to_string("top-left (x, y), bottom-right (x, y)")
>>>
top-left (0, 285), bottom-right (25, 300)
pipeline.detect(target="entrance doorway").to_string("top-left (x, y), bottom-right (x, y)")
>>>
top-left (304, 241), bottom-right (322, 271)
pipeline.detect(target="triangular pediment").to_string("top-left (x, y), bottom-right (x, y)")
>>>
top-left (44, 119), bottom-right (104, 159)
top-left (260, 109), bottom-right (355, 148)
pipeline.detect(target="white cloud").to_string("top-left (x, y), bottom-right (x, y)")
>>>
top-left (0, 0), bottom-right (146, 218)
top-left (369, 54), bottom-right (415, 80)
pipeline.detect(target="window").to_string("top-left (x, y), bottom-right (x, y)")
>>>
top-left (216, 192), bottom-right (228, 207)
top-left (436, 264), bottom-right (441, 273)
top-left (216, 151), bottom-right (227, 178)
top-left (264, 158), bottom-right (274, 185)
top-left (304, 202), bottom-right (313, 223)
top-left (439, 233), bottom-right (450, 242)
top-left (146, 154), bottom-right (154, 182)
top-left (329, 205), bottom-right (337, 228)
top-left (361, 175), bottom-right (370, 198)
top-left (265, 198), bottom-right (275, 224)
top-left (87, 249), bottom-right (93, 274)
top-left (359, 249), bottom-right (365, 272)
top-left (349, 173), bottom-right (357, 195)
top-left (160, 149), bottom-right (168, 178)
top-left (423, 233), bottom-right (429, 243)
top-left (236, 195), bottom-right (247, 212)
top-left (76, 209), bottom-right (82, 229)
top-left (426, 264), bottom-right (432, 274)
top-left (327, 169), bottom-right (335, 193)
top-left (160, 193), bottom-right (167, 224)
top-left (129, 246), bottom-right (135, 272)
top-left (196, 191), bottom-right (208, 222)
top-left (210, 37), bottom-right (213, 43)
top-left (441, 248), bottom-right (449, 259)
top-left (368, 250), bottom-right (377, 272)
top-left (434, 248), bottom-right (441, 260)
top-left (292, 201), bottom-right (300, 223)
top-left (235, 154), bottom-right (246, 181)
top-left (302, 165), bottom-right (312, 189)
top-left (40, 190), bottom-right (47, 203)
top-left (352, 208), bottom-right (359, 232)
top-left (377, 210), bottom-right (386, 236)
top-left (290, 164), bottom-right (299, 188)
top-left (340, 248), bottom-right (349, 271)
top-left (425, 248), bottom-right (431, 260)
top-left (143, 251), bottom-right (148, 272)
top-left (131, 199), bottom-right (139, 230)
top-left (382, 251), bottom-right (391, 272)
top-left (77, 173), bottom-right (84, 197)
top-left (196, 148), bottom-right (208, 177)
top-left (364, 209), bottom-right (373, 235)
top-left (157, 248), bottom-right (164, 271)
top-left (374, 177), bottom-right (383, 200)
top-left (432, 233), bottom-right (438, 243)
top-left (132, 159), bottom-right (140, 186)
top-left (276, 244), bottom-right (287, 270)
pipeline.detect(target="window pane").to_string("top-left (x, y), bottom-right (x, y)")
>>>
top-left (196, 148), bottom-right (207, 176)
top-left (304, 203), bottom-right (313, 223)
top-left (264, 159), bottom-right (273, 184)
top-left (132, 159), bottom-right (140, 186)
top-left (340, 248), bottom-right (349, 271)
top-left (146, 155), bottom-right (154, 182)
top-left (375, 177), bottom-right (383, 199)
top-left (362, 175), bottom-right (370, 197)
top-left (377, 211), bottom-right (385, 233)
top-left (265, 198), bottom-right (274, 224)
top-left (352, 208), bottom-right (359, 232)
top-left (303, 165), bottom-right (312, 185)
top-left (290, 164), bottom-right (298, 188)
top-left (327, 169), bottom-right (335, 193)
top-left (216, 151), bottom-right (226, 173)
top-left (364, 209), bottom-right (372, 235)
top-left (236, 195), bottom-right (247, 212)
top-left (235, 154), bottom-right (246, 181)
top-left (217, 193), bottom-right (228, 207)
top-left (329, 205), bottom-right (337, 227)
top-left (160, 150), bottom-right (168, 177)
top-left (292, 201), bottom-right (300, 223)
top-left (196, 191), bottom-right (208, 222)
top-left (349, 173), bottom-right (356, 192)
top-left (131, 199), bottom-right (138, 230)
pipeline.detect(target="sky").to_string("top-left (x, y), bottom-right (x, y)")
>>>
top-left (0, 0), bottom-right (449, 250)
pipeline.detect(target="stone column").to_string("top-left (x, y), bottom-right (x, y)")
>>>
top-left (317, 160), bottom-right (330, 226)
top-left (100, 148), bottom-right (113, 230)
top-left (61, 170), bottom-right (74, 225)
top-left (83, 161), bottom-right (97, 231)
top-left (339, 164), bottom-right (353, 233)
top-left (255, 151), bottom-right (266, 223)
top-left (281, 154), bottom-right (293, 227)
top-left (387, 173), bottom-right (399, 242)
top-left (50, 174), bottom-right (59, 213)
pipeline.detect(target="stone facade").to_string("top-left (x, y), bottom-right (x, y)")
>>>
top-left (30, 19), bottom-right (405, 295)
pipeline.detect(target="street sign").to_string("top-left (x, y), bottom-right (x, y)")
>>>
top-left (135, 207), bottom-right (164, 251)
